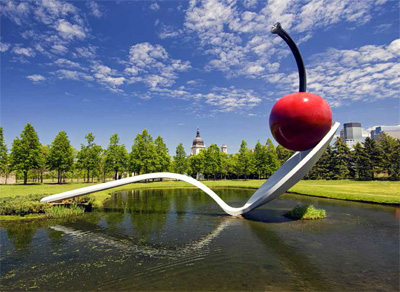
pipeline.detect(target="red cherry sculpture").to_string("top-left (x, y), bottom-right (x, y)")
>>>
top-left (269, 22), bottom-right (333, 151)
top-left (269, 92), bottom-right (332, 151)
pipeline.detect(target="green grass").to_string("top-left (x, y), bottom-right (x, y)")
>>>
top-left (0, 179), bottom-right (399, 213)
top-left (285, 204), bottom-right (327, 220)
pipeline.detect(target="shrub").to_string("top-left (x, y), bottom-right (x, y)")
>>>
top-left (285, 204), bottom-right (326, 220)
top-left (0, 195), bottom-right (50, 216)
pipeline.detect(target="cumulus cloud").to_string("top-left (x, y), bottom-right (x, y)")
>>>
top-left (267, 39), bottom-right (400, 107)
top-left (51, 44), bottom-right (68, 55)
top-left (55, 19), bottom-right (86, 40)
top-left (149, 3), bottom-right (160, 11)
top-left (125, 42), bottom-right (191, 88)
top-left (53, 58), bottom-right (81, 69)
top-left (56, 69), bottom-right (94, 81)
top-left (1, 0), bottom-right (88, 58)
top-left (87, 1), bottom-right (103, 18)
top-left (183, 0), bottom-right (389, 79)
top-left (12, 47), bottom-right (35, 57)
top-left (148, 86), bottom-right (263, 113)
top-left (0, 42), bottom-right (11, 52)
top-left (27, 74), bottom-right (46, 82)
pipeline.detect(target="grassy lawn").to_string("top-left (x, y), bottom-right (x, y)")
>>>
top-left (0, 179), bottom-right (399, 208)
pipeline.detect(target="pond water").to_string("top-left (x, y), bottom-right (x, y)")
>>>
top-left (1, 188), bottom-right (399, 291)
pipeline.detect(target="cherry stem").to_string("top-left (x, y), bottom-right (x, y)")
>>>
top-left (271, 22), bottom-right (307, 92)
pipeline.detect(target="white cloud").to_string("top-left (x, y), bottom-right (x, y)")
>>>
top-left (12, 47), bottom-right (35, 57)
top-left (53, 58), bottom-right (81, 69)
top-left (148, 86), bottom-right (263, 113)
top-left (87, 1), bottom-right (103, 18)
top-left (125, 43), bottom-right (190, 88)
top-left (92, 64), bottom-right (126, 89)
top-left (268, 39), bottom-right (400, 107)
top-left (149, 3), bottom-right (160, 11)
top-left (55, 19), bottom-right (86, 40)
top-left (73, 46), bottom-right (97, 58)
top-left (0, 42), bottom-right (10, 52)
top-left (27, 74), bottom-right (46, 82)
top-left (51, 44), bottom-right (68, 55)
top-left (183, 0), bottom-right (390, 79)
top-left (56, 69), bottom-right (94, 81)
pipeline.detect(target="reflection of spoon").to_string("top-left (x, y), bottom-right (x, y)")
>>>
top-left (50, 218), bottom-right (234, 257)
top-left (42, 123), bottom-right (339, 216)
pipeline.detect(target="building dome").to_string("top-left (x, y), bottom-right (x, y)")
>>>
top-left (192, 129), bottom-right (205, 146)
top-left (191, 128), bottom-right (206, 155)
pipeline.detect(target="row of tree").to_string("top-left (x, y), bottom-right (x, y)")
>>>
top-left (0, 123), bottom-right (399, 184)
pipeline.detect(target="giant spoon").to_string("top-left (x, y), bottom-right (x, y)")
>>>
top-left (41, 23), bottom-right (339, 216)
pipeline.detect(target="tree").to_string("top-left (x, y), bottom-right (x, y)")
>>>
top-left (363, 137), bottom-right (382, 180)
top-left (352, 143), bottom-right (371, 180)
top-left (254, 141), bottom-right (268, 179)
top-left (0, 127), bottom-right (11, 183)
top-left (377, 133), bottom-right (397, 177)
top-left (47, 131), bottom-right (73, 184)
top-left (173, 143), bottom-right (188, 174)
top-left (276, 144), bottom-right (294, 165)
top-left (331, 137), bottom-right (351, 180)
top-left (306, 145), bottom-right (334, 179)
top-left (237, 140), bottom-right (254, 180)
top-left (389, 139), bottom-right (400, 180)
top-left (77, 133), bottom-right (102, 182)
top-left (10, 123), bottom-right (41, 184)
top-left (154, 136), bottom-right (170, 172)
top-left (203, 144), bottom-right (221, 180)
top-left (188, 151), bottom-right (204, 179)
top-left (105, 134), bottom-right (128, 180)
top-left (129, 129), bottom-right (157, 175)
top-left (265, 139), bottom-right (280, 177)
top-left (38, 145), bottom-right (49, 183)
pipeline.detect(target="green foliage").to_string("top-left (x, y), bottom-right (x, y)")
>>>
top-left (173, 143), bottom-right (188, 174)
top-left (237, 140), bottom-right (254, 180)
top-left (0, 194), bottom-right (50, 215)
top-left (276, 144), bottom-right (294, 164)
top-left (47, 131), bottom-right (74, 183)
top-left (203, 144), bottom-right (221, 179)
top-left (129, 129), bottom-right (157, 174)
top-left (188, 151), bottom-right (204, 177)
top-left (77, 133), bottom-right (103, 182)
top-left (105, 133), bottom-right (128, 179)
top-left (265, 139), bottom-right (280, 177)
top-left (45, 204), bottom-right (84, 218)
top-left (154, 136), bottom-right (171, 172)
top-left (10, 123), bottom-right (42, 184)
top-left (0, 127), bottom-right (8, 173)
top-left (285, 204), bottom-right (326, 220)
top-left (331, 137), bottom-right (351, 179)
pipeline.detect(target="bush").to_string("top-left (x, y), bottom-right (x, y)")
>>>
top-left (0, 195), bottom-right (50, 216)
top-left (285, 204), bottom-right (326, 220)
top-left (45, 204), bottom-right (84, 218)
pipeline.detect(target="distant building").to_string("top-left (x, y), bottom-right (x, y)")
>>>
top-left (191, 128), bottom-right (206, 156)
top-left (343, 122), bottom-right (364, 148)
top-left (371, 125), bottom-right (400, 140)
top-left (221, 144), bottom-right (227, 154)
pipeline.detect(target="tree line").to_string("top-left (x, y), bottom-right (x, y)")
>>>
top-left (0, 123), bottom-right (399, 184)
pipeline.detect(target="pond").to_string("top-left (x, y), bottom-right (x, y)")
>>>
top-left (1, 188), bottom-right (399, 291)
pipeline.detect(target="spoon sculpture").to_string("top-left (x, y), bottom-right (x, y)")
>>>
top-left (41, 123), bottom-right (339, 215)
top-left (41, 23), bottom-right (339, 216)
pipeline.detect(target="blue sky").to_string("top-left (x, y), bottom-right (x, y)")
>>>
top-left (1, 0), bottom-right (399, 154)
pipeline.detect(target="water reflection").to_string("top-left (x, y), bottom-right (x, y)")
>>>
top-left (0, 188), bottom-right (398, 291)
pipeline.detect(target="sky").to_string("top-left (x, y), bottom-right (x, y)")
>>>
top-left (1, 0), bottom-right (399, 154)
